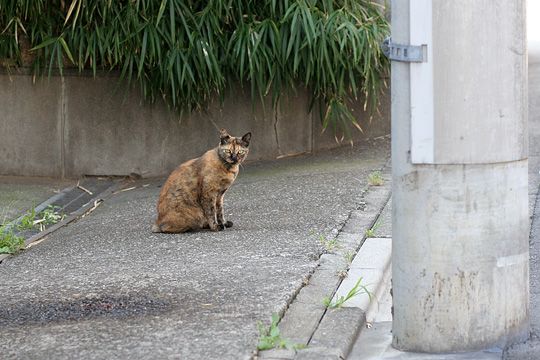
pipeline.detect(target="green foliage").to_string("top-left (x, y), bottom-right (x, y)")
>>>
top-left (0, 205), bottom-right (63, 255)
top-left (318, 234), bottom-right (338, 252)
top-left (17, 207), bottom-right (36, 231)
top-left (367, 170), bottom-right (384, 186)
top-left (323, 277), bottom-right (371, 309)
top-left (0, 226), bottom-right (25, 254)
top-left (38, 205), bottom-right (64, 226)
top-left (344, 250), bottom-right (355, 265)
top-left (257, 313), bottom-right (304, 351)
top-left (0, 0), bottom-right (389, 137)
top-left (14, 205), bottom-right (63, 232)
top-left (365, 219), bottom-right (380, 238)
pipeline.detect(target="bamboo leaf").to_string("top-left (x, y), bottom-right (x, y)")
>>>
top-left (156, 0), bottom-right (167, 25)
top-left (58, 37), bottom-right (74, 64)
top-left (30, 37), bottom-right (58, 51)
top-left (138, 27), bottom-right (148, 77)
top-left (64, 0), bottom-right (79, 25)
top-left (1, 0), bottom-right (389, 139)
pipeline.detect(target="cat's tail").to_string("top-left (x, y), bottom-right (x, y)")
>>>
top-left (151, 223), bottom-right (162, 233)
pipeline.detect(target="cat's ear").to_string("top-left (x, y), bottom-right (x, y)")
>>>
top-left (220, 129), bottom-right (231, 144)
top-left (241, 132), bottom-right (252, 147)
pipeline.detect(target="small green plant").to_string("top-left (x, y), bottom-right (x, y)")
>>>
top-left (257, 313), bottom-right (304, 351)
top-left (319, 234), bottom-right (338, 252)
top-left (0, 205), bottom-right (65, 255)
top-left (17, 208), bottom-right (37, 231)
top-left (0, 226), bottom-right (25, 254)
top-left (365, 220), bottom-right (381, 238)
top-left (368, 171), bottom-right (384, 186)
top-left (323, 277), bottom-right (372, 309)
top-left (38, 205), bottom-right (64, 226)
top-left (32, 205), bottom-right (65, 231)
top-left (344, 250), bottom-right (355, 265)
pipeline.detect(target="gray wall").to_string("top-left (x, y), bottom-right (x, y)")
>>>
top-left (0, 72), bottom-right (390, 178)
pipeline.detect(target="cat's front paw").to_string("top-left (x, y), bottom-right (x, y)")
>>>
top-left (217, 223), bottom-right (226, 231)
top-left (224, 221), bottom-right (233, 228)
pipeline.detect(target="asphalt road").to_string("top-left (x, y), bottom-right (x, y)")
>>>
top-left (0, 138), bottom-right (389, 360)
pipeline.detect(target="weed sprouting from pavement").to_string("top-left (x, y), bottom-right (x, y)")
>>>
top-left (0, 205), bottom-right (64, 255)
top-left (344, 250), bottom-right (355, 265)
top-left (367, 170), bottom-right (384, 186)
top-left (323, 277), bottom-right (372, 309)
top-left (257, 313), bottom-right (304, 351)
top-left (365, 220), bottom-right (381, 238)
top-left (17, 208), bottom-right (37, 231)
top-left (37, 205), bottom-right (64, 228)
top-left (318, 234), bottom-right (339, 252)
top-left (0, 226), bottom-right (25, 254)
top-left (15, 205), bottom-right (64, 232)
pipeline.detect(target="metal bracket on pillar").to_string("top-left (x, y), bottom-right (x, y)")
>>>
top-left (382, 37), bottom-right (427, 63)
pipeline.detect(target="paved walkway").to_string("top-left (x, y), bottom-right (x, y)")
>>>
top-left (0, 139), bottom-right (390, 360)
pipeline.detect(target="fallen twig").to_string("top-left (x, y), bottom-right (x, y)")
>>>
top-left (112, 186), bottom-right (137, 195)
top-left (76, 180), bottom-right (93, 195)
top-left (81, 199), bottom-right (103, 218)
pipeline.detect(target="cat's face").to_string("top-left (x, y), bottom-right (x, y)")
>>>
top-left (217, 129), bottom-right (251, 165)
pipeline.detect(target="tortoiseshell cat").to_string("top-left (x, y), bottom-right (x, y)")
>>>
top-left (152, 129), bottom-right (251, 233)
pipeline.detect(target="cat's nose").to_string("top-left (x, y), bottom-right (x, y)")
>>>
top-left (231, 154), bottom-right (238, 162)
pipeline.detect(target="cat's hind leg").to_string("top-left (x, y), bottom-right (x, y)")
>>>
top-left (154, 207), bottom-right (205, 233)
top-left (153, 221), bottom-right (190, 233)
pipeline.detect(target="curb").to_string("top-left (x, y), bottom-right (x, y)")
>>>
top-left (0, 179), bottom-right (122, 264)
top-left (257, 163), bottom-right (392, 360)
top-left (330, 237), bottom-right (392, 323)
top-left (301, 221), bottom-right (392, 359)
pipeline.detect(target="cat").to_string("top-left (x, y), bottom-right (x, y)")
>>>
top-left (152, 129), bottom-right (251, 233)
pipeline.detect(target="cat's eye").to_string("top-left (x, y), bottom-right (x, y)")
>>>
top-left (224, 149), bottom-right (231, 153)
top-left (238, 150), bottom-right (245, 155)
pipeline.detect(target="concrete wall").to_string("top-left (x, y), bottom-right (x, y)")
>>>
top-left (0, 72), bottom-right (390, 178)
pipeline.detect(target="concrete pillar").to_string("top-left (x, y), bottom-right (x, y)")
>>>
top-left (392, 0), bottom-right (529, 352)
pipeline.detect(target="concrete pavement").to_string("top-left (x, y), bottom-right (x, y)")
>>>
top-left (0, 137), bottom-right (390, 359)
